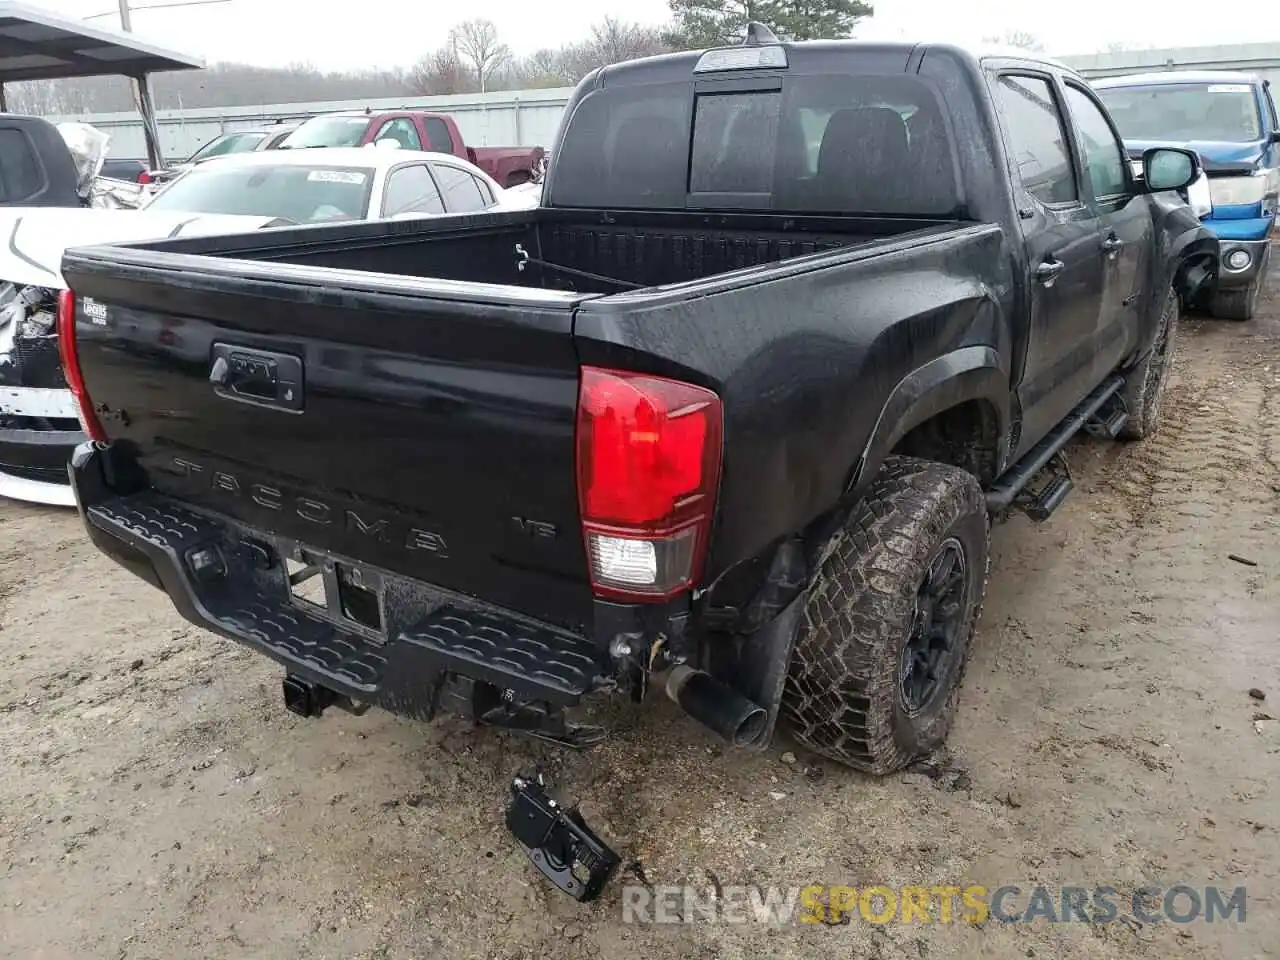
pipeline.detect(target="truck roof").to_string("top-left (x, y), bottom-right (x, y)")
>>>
top-left (595, 39), bottom-right (1077, 86)
top-left (1092, 69), bottom-right (1262, 88)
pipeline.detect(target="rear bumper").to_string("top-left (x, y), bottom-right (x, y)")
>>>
top-left (70, 444), bottom-right (608, 717)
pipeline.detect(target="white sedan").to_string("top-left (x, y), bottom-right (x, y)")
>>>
top-left (142, 147), bottom-right (531, 223)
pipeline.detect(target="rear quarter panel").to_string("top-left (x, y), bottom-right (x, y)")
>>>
top-left (572, 223), bottom-right (1014, 582)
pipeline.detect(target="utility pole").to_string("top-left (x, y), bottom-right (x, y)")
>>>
top-left (117, 0), bottom-right (166, 169)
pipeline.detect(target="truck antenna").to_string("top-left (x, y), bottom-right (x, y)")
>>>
top-left (744, 21), bottom-right (779, 45)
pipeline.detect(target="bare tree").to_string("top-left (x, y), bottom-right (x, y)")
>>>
top-left (517, 47), bottom-right (578, 88)
top-left (452, 19), bottom-right (511, 93)
top-left (983, 29), bottom-right (1046, 53)
top-left (408, 41), bottom-right (469, 95)
top-left (7, 15), bottom-right (666, 117)
top-left (1104, 41), bottom-right (1149, 54)
top-left (590, 16), bottom-right (666, 64)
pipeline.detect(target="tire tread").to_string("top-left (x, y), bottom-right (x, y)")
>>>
top-left (780, 456), bottom-right (989, 774)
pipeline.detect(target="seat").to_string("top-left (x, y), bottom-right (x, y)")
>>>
top-left (814, 106), bottom-right (917, 212)
top-left (905, 105), bottom-right (959, 213)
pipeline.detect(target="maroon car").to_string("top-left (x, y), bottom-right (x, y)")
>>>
top-left (279, 110), bottom-right (545, 188)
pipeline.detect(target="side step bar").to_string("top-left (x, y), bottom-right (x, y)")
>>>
top-left (986, 374), bottom-right (1125, 514)
top-left (1085, 403), bottom-right (1130, 439)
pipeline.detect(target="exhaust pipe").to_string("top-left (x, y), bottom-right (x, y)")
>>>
top-left (666, 665), bottom-right (768, 747)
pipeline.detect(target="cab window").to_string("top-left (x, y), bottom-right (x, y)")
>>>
top-left (992, 74), bottom-right (1079, 206)
top-left (376, 119), bottom-right (423, 151)
top-left (1063, 84), bottom-right (1128, 200)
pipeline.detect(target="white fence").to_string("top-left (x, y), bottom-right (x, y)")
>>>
top-left (49, 41), bottom-right (1280, 162)
top-left (50, 87), bottom-right (576, 162)
top-left (1061, 42), bottom-right (1280, 86)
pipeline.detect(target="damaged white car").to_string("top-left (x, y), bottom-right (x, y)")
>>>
top-left (0, 209), bottom-right (285, 506)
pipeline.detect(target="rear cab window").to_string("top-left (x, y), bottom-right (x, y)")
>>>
top-left (549, 65), bottom-right (961, 217)
top-left (0, 128), bottom-right (45, 202)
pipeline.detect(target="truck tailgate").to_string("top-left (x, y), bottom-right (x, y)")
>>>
top-left (61, 250), bottom-right (596, 633)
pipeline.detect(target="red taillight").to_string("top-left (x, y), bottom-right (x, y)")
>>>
top-left (575, 366), bottom-right (723, 602)
top-left (137, 170), bottom-right (153, 185)
top-left (56, 290), bottom-right (107, 443)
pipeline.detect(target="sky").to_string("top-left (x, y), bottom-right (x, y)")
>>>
top-left (40, 0), bottom-right (1265, 72)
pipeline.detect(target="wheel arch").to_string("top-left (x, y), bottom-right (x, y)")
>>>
top-left (849, 346), bottom-right (1012, 492)
top-left (1167, 225), bottom-right (1218, 307)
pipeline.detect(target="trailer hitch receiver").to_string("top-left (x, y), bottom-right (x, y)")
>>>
top-left (505, 772), bottom-right (620, 902)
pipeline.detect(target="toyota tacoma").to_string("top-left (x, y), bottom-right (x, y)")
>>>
top-left (57, 29), bottom-right (1215, 899)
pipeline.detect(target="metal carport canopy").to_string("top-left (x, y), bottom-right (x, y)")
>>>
top-left (0, 1), bottom-right (203, 166)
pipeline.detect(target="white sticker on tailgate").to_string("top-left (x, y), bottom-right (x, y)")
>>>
top-left (82, 297), bottom-right (108, 325)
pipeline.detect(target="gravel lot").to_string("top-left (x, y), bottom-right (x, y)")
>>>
top-left (2, 272), bottom-right (1278, 960)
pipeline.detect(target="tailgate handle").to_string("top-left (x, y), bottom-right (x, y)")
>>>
top-left (210, 343), bottom-right (304, 413)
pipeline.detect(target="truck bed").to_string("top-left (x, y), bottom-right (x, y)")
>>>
top-left (109, 208), bottom-right (948, 293)
top-left (61, 207), bottom-right (985, 646)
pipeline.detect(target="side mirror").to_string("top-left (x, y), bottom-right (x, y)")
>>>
top-left (373, 138), bottom-right (402, 150)
top-left (1141, 147), bottom-right (1199, 193)
top-left (1269, 130), bottom-right (1280, 144)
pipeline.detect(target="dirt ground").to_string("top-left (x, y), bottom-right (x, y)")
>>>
top-left (2, 273), bottom-right (1279, 960)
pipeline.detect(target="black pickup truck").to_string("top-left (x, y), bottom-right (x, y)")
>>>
top-left (0, 113), bottom-right (82, 207)
top-left (58, 30), bottom-right (1214, 897)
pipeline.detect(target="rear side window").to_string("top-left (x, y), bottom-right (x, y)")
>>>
top-left (993, 75), bottom-right (1078, 206)
top-left (550, 74), bottom-right (960, 216)
top-left (432, 163), bottom-right (490, 212)
top-left (425, 117), bottom-right (454, 153)
top-left (0, 129), bottom-right (44, 202)
top-left (383, 164), bottom-right (445, 215)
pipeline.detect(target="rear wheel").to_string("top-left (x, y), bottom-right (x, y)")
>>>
top-left (780, 457), bottom-right (989, 774)
top-left (1118, 284), bottom-right (1179, 441)
top-left (1210, 280), bottom-right (1260, 322)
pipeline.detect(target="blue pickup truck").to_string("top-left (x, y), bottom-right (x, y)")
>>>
top-left (1095, 70), bottom-right (1279, 320)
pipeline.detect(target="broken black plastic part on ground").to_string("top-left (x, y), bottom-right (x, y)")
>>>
top-left (506, 772), bottom-right (620, 902)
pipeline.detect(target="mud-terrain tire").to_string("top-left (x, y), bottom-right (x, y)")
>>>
top-left (780, 456), bottom-right (990, 774)
top-left (1118, 284), bottom-right (1179, 441)
top-left (1210, 280), bottom-right (1260, 322)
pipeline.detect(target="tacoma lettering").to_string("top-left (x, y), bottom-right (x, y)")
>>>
top-left (167, 456), bottom-right (447, 556)
top-left (346, 512), bottom-right (389, 541)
